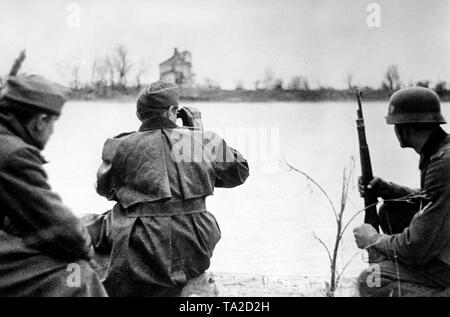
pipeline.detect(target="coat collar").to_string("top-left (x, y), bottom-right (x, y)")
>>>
top-left (419, 127), bottom-right (448, 170)
top-left (139, 116), bottom-right (178, 131)
top-left (0, 112), bottom-right (46, 163)
top-left (0, 112), bottom-right (38, 147)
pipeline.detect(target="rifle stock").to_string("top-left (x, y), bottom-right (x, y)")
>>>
top-left (356, 89), bottom-right (380, 232)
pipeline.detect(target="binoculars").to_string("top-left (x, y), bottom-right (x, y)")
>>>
top-left (176, 108), bottom-right (190, 126)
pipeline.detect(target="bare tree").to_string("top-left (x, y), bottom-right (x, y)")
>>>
top-left (202, 77), bottom-right (220, 89)
top-left (105, 56), bottom-right (115, 88)
top-left (135, 59), bottom-right (150, 89)
top-left (113, 44), bottom-right (132, 88)
top-left (90, 58), bottom-right (98, 84)
top-left (56, 58), bottom-right (82, 90)
top-left (435, 81), bottom-right (447, 97)
top-left (383, 65), bottom-right (401, 93)
top-left (235, 80), bottom-right (244, 90)
top-left (70, 65), bottom-right (81, 90)
top-left (90, 58), bottom-right (107, 84)
top-left (263, 68), bottom-right (274, 90)
top-left (288, 76), bottom-right (309, 90)
top-left (273, 78), bottom-right (284, 90)
top-left (288, 76), bottom-right (301, 90)
top-left (345, 73), bottom-right (353, 90)
top-left (91, 57), bottom-right (109, 95)
top-left (300, 76), bottom-right (309, 90)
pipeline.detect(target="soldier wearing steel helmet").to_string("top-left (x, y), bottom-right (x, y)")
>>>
top-left (354, 86), bottom-right (450, 296)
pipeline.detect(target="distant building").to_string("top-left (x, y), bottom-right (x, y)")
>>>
top-left (159, 48), bottom-right (195, 89)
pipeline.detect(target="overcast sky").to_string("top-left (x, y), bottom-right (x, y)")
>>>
top-left (0, 0), bottom-right (448, 89)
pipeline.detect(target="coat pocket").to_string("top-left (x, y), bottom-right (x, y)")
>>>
top-left (192, 211), bottom-right (221, 257)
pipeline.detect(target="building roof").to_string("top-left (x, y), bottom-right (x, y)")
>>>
top-left (159, 48), bottom-right (191, 67)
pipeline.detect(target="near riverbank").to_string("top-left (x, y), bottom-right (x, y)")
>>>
top-left (184, 272), bottom-right (359, 297)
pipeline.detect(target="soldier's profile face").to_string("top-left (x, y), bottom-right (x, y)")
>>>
top-left (394, 125), bottom-right (407, 148)
top-left (32, 114), bottom-right (59, 150)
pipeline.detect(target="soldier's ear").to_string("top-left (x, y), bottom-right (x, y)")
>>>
top-left (32, 113), bottom-right (53, 132)
top-left (25, 114), bottom-right (41, 133)
top-left (168, 106), bottom-right (178, 121)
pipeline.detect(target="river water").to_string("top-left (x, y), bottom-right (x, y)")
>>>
top-left (43, 101), bottom-right (450, 279)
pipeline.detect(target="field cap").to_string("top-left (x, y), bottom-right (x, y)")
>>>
top-left (0, 74), bottom-right (68, 115)
top-left (137, 81), bottom-right (179, 111)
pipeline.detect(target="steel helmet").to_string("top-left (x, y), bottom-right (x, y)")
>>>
top-left (385, 87), bottom-right (446, 125)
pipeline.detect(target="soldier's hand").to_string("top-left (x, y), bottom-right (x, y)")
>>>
top-left (178, 106), bottom-right (203, 129)
top-left (358, 176), bottom-right (391, 198)
top-left (353, 224), bottom-right (380, 249)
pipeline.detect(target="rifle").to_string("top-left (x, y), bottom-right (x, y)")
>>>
top-left (9, 50), bottom-right (26, 77)
top-left (356, 89), bottom-right (380, 237)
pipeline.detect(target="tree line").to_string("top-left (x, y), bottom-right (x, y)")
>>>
top-left (249, 65), bottom-right (448, 98)
top-left (0, 44), bottom-right (448, 101)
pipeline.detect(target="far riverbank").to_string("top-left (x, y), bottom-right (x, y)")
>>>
top-left (69, 87), bottom-right (450, 103)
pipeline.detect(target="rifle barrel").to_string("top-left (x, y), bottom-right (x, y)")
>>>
top-left (9, 50), bottom-right (26, 77)
top-left (356, 88), bottom-right (380, 232)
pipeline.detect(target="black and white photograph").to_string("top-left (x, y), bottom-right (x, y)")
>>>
top-left (0, 0), bottom-right (449, 301)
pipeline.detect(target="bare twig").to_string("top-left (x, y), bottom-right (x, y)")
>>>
top-left (339, 191), bottom-right (428, 242)
top-left (283, 159), bottom-right (339, 222)
top-left (284, 157), bottom-right (355, 296)
top-left (338, 202), bottom-right (379, 242)
top-left (336, 249), bottom-right (365, 285)
top-left (329, 159), bottom-right (355, 294)
top-left (312, 233), bottom-right (333, 265)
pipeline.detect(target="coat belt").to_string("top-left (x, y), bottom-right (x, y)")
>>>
top-left (126, 198), bottom-right (207, 217)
